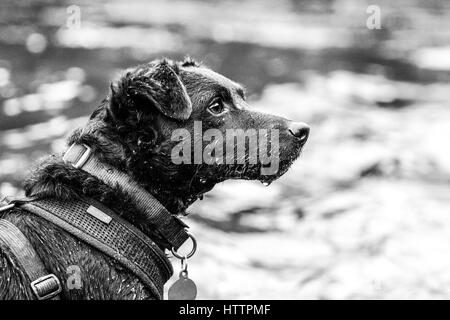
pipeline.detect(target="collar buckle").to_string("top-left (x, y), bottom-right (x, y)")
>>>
top-left (64, 143), bottom-right (92, 169)
top-left (0, 194), bottom-right (15, 212)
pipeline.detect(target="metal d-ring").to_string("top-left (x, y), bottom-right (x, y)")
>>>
top-left (171, 233), bottom-right (197, 259)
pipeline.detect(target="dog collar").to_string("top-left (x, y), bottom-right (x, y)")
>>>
top-left (62, 143), bottom-right (190, 251)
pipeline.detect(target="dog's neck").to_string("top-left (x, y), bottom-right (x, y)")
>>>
top-left (23, 151), bottom-right (210, 249)
top-left (139, 180), bottom-right (214, 215)
top-left (65, 124), bottom-right (217, 216)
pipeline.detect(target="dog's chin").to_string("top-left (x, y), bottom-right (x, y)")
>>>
top-left (230, 145), bottom-right (304, 185)
top-left (256, 161), bottom-right (297, 185)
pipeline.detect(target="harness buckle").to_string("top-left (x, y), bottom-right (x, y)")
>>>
top-left (30, 274), bottom-right (62, 300)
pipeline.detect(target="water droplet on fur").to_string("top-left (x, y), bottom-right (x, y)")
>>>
top-left (262, 181), bottom-right (271, 186)
top-left (199, 178), bottom-right (207, 184)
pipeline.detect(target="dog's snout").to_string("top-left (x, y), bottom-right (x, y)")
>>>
top-left (288, 122), bottom-right (310, 143)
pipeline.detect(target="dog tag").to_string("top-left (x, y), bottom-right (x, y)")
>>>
top-left (168, 271), bottom-right (197, 300)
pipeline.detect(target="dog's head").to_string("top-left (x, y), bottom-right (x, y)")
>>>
top-left (84, 58), bottom-right (309, 210)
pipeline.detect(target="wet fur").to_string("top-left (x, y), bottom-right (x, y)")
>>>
top-left (0, 58), bottom-right (305, 299)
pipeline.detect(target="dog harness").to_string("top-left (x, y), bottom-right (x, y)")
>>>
top-left (0, 217), bottom-right (62, 300)
top-left (0, 143), bottom-right (194, 300)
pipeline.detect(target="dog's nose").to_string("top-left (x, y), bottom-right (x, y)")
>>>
top-left (288, 122), bottom-right (310, 144)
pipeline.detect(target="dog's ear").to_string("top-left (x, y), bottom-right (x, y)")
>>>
top-left (109, 60), bottom-right (192, 121)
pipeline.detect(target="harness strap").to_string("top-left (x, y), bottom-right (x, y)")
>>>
top-left (63, 143), bottom-right (189, 250)
top-left (19, 197), bottom-right (172, 299)
top-left (0, 219), bottom-right (62, 300)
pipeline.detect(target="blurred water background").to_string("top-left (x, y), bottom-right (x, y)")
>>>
top-left (1, 0), bottom-right (450, 299)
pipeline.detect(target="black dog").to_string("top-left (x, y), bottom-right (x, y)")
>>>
top-left (0, 58), bottom-right (309, 300)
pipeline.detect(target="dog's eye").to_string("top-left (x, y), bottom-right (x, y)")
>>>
top-left (207, 98), bottom-right (227, 116)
